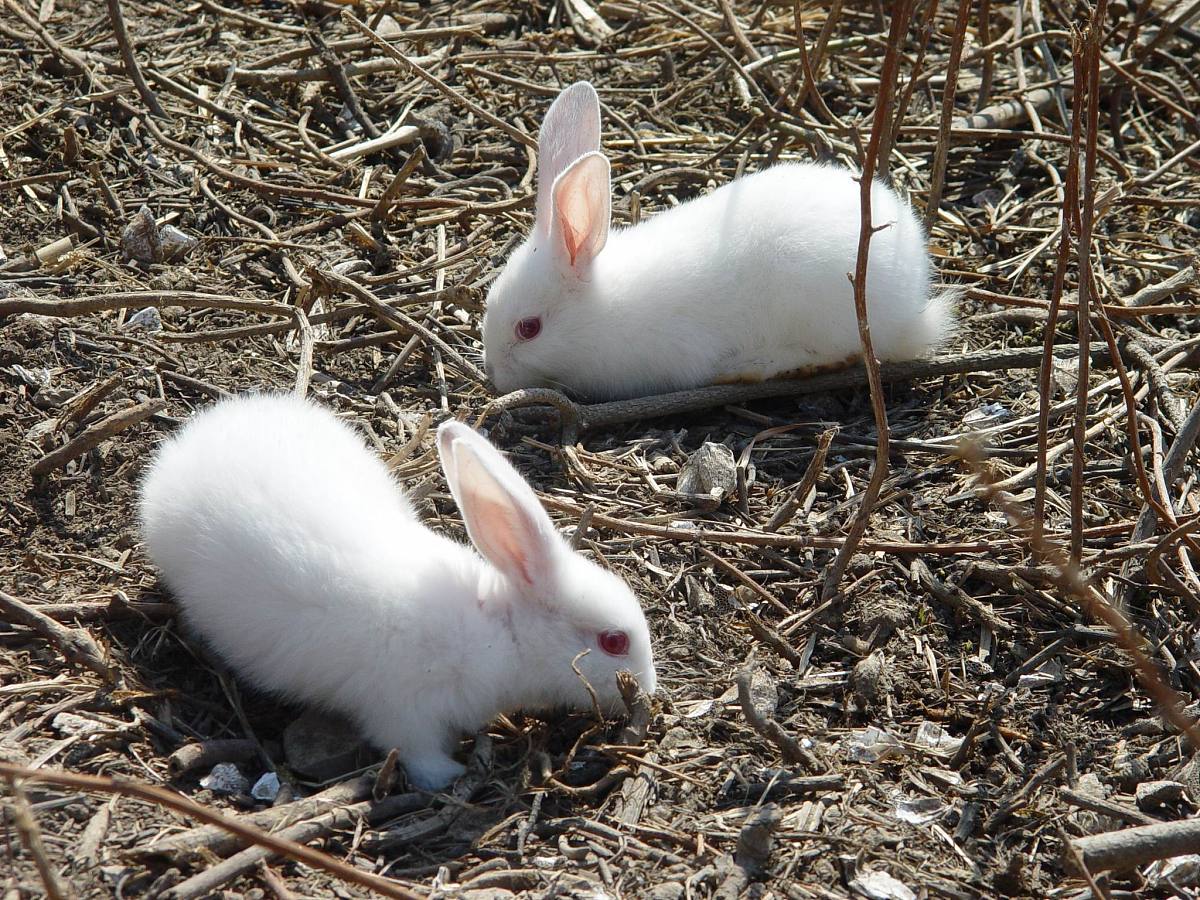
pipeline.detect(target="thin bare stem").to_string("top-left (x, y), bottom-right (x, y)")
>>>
top-left (818, 0), bottom-right (915, 603)
top-left (1071, 2), bottom-right (1108, 563)
top-left (925, 0), bottom-right (972, 230)
top-left (1034, 34), bottom-right (1085, 554)
top-left (105, 0), bottom-right (166, 118)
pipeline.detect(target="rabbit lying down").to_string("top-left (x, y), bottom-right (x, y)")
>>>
top-left (139, 394), bottom-right (657, 790)
top-left (482, 81), bottom-right (957, 402)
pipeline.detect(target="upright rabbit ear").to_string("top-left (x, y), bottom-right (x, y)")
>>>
top-left (536, 82), bottom-right (602, 229)
top-left (550, 152), bottom-right (610, 269)
top-left (436, 421), bottom-right (559, 590)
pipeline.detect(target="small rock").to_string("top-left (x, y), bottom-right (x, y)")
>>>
top-left (971, 188), bottom-right (1003, 209)
top-left (676, 442), bottom-right (737, 506)
top-left (683, 574), bottom-right (715, 612)
top-left (1052, 359), bottom-right (1079, 396)
top-left (1076, 772), bottom-right (1109, 799)
top-left (647, 883), bottom-right (684, 900)
top-left (962, 402), bottom-right (1011, 426)
top-left (648, 452), bottom-right (677, 475)
top-left (251, 771), bottom-right (281, 802)
top-left (848, 553), bottom-right (873, 577)
top-left (375, 14), bottom-right (405, 38)
top-left (849, 651), bottom-right (889, 705)
top-left (912, 721), bottom-right (961, 754)
top-left (123, 306), bottom-right (162, 332)
top-left (283, 709), bottom-right (371, 780)
top-left (31, 384), bottom-right (76, 410)
top-left (1146, 854), bottom-right (1200, 889)
top-left (845, 726), bottom-right (905, 764)
top-left (0, 738), bottom-right (31, 766)
top-left (1068, 772), bottom-right (1117, 834)
top-left (158, 224), bottom-right (197, 262)
top-left (892, 794), bottom-right (947, 825)
top-left (52, 712), bottom-right (106, 736)
top-left (1136, 780), bottom-right (1186, 810)
top-left (850, 868), bottom-right (916, 900)
top-left (199, 762), bottom-right (249, 795)
top-left (1017, 659), bottom-right (1064, 689)
top-left (10, 364), bottom-right (50, 389)
top-left (121, 205), bottom-right (161, 264)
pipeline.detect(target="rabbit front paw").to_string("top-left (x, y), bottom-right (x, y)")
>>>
top-left (403, 752), bottom-right (466, 791)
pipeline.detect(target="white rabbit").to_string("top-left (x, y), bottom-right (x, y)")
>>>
top-left (482, 81), bottom-right (955, 402)
top-left (139, 394), bottom-right (656, 790)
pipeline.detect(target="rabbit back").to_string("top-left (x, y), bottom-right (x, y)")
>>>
top-left (593, 163), bottom-right (940, 386)
top-left (139, 395), bottom-right (452, 700)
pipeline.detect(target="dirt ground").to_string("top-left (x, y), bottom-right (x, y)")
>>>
top-left (2, 0), bottom-right (1199, 897)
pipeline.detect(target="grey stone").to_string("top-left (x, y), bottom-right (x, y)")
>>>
top-left (676, 441), bottom-right (737, 505)
top-left (1136, 779), bottom-right (1186, 810)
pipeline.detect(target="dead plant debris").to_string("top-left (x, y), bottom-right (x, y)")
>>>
top-left (1, 0), bottom-right (1199, 897)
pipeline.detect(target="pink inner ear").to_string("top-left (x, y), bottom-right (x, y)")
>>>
top-left (553, 154), bottom-right (608, 269)
top-left (557, 186), bottom-right (592, 267)
top-left (561, 217), bottom-right (585, 267)
top-left (462, 482), bottom-right (535, 586)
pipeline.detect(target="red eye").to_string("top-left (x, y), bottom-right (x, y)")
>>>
top-left (515, 316), bottom-right (541, 341)
top-left (598, 629), bottom-right (629, 657)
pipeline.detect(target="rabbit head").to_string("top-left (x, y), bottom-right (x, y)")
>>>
top-left (437, 420), bottom-right (657, 712)
top-left (482, 82), bottom-right (618, 397)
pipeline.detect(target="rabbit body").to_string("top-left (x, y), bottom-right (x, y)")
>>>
top-left (140, 394), bottom-right (656, 789)
top-left (482, 83), bottom-right (953, 402)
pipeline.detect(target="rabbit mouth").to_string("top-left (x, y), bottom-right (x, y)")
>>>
top-left (495, 365), bottom-right (577, 399)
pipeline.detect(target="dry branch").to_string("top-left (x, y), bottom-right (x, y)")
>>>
top-left (31, 399), bottom-right (167, 476)
top-left (137, 775), bottom-right (376, 860)
top-left (3, 777), bottom-right (72, 900)
top-left (0, 590), bottom-right (116, 681)
top-left (489, 345), bottom-right (1110, 437)
top-left (0, 763), bottom-right (421, 899)
top-left (161, 793), bottom-right (427, 900)
top-left (1071, 818), bottom-right (1200, 873)
top-left (736, 670), bottom-right (809, 768)
top-left (105, 0), bottom-right (165, 118)
top-left (0, 290), bottom-right (292, 320)
top-left (765, 428), bottom-right (834, 532)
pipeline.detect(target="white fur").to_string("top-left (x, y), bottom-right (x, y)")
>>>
top-left (139, 394), bottom-right (656, 790)
top-left (482, 81), bottom-right (955, 402)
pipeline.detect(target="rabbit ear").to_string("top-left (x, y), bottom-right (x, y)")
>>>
top-left (537, 82), bottom-right (601, 229)
top-left (436, 421), bottom-right (558, 589)
top-left (550, 152), bottom-right (610, 269)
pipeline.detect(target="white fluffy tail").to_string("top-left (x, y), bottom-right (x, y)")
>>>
top-left (913, 285), bottom-right (960, 355)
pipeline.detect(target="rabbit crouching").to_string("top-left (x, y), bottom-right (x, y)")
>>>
top-left (139, 394), bottom-right (656, 790)
top-left (482, 82), bottom-right (954, 402)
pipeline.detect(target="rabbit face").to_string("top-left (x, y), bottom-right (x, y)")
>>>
top-left (483, 149), bottom-right (613, 397)
top-left (481, 237), bottom-right (572, 394)
top-left (437, 421), bottom-right (657, 707)
top-left (507, 549), bottom-right (657, 713)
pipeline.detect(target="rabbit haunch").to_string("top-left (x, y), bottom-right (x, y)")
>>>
top-left (139, 394), bottom-right (656, 790)
top-left (482, 81), bottom-right (955, 402)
